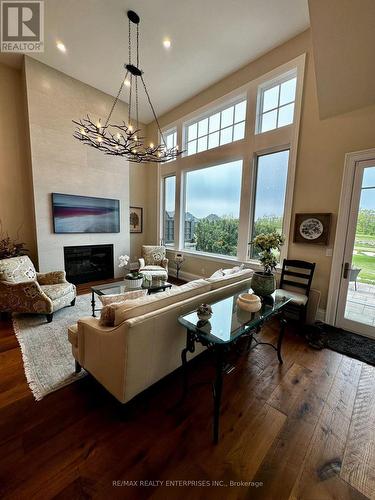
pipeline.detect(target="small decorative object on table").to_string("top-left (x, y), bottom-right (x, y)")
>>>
top-left (119, 254), bottom-right (144, 288)
top-left (197, 303), bottom-right (213, 321)
top-left (174, 252), bottom-right (184, 280)
top-left (250, 232), bottom-right (284, 296)
top-left (237, 292), bottom-right (262, 312)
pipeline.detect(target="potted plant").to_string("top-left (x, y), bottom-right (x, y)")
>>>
top-left (0, 221), bottom-right (28, 259)
top-left (250, 232), bottom-right (284, 296)
top-left (118, 255), bottom-right (144, 289)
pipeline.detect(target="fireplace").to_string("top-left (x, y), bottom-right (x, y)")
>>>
top-left (64, 244), bottom-right (114, 284)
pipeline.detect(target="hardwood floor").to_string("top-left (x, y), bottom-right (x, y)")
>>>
top-left (0, 284), bottom-right (374, 499)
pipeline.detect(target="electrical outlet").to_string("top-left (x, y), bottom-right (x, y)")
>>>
top-left (326, 248), bottom-right (333, 257)
top-left (201, 267), bottom-right (205, 276)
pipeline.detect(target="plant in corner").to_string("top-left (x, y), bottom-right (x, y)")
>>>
top-left (118, 255), bottom-right (144, 289)
top-left (250, 232), bottom-right (284, 296)
top-left (0, 221), bottom-right (28, 260)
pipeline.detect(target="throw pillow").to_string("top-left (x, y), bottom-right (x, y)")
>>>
top-left (209, 269), bottom-right (224, 279)
top-left (99, 304), bottom-right (117, 327)
top-left (98, 289), bottom-right (147, 306)
top-left (223, 264), bottom-right (245, 275)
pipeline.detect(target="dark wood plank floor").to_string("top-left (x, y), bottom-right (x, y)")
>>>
top-left (0, 282), bottom-right (374, 499)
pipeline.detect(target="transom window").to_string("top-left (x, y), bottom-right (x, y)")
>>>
top-left (258, 75), bottom-right (297, 133)
top-left (163, 129), bottom-right (177, 161)
top-left (185, 100), bottom-right (247, 156)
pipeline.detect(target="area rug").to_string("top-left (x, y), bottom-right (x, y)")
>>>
top-left (305, 322), bottom-right (375, 367)
top-left (12, 294), bottom-right (92, 401)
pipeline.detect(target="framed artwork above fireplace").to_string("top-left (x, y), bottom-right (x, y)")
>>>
top-left (52, 193), bottom-right (120, 233)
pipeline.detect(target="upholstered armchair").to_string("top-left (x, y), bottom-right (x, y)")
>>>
top-left (138, 245), bottom-right (168, 281)
top-left (0, 256), bottom-right (76, 322)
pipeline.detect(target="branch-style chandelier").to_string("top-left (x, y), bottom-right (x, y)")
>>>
top-left (73, 10), bottom-right (182, 163)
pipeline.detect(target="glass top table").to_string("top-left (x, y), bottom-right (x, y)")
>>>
top-left (90, 279), bottom-right (172, 317)
top-left (178, 288), bottom-right (291, 443)
top-left (179, 288), bottom-right (291, 344)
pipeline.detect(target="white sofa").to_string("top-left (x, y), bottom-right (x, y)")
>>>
top-left (68, 269), bottom-right (253, 404)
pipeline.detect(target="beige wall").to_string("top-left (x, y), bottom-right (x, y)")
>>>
top-left (0, 62), bottom-right (37, 261)
top-left (146, 29), bottom-right (375, 308)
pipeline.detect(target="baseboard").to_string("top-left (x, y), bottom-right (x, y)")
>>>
top-left (316, 308), bottom-right (326, 323)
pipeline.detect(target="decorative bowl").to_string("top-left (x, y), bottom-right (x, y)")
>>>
top-left (237, 292), bottom-right (262, 312)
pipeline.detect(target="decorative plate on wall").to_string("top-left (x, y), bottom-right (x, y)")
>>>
top-left (293, 213), bottom-right (331, 245)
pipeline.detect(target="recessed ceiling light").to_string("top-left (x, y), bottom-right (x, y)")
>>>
top-left (56, 41), bottom-right (66, 53)
top-left (163, 39), bottom-right (171, 49)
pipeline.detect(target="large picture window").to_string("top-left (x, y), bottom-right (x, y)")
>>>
top-left (251, 150), bottom-right (289, 258)
top-left (184, 161), bottom-right (242, 257)
top-left (163, 176), bottom-right (176, 245)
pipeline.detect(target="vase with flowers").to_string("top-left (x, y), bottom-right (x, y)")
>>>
top-left (250, 232), bottom-right (284, 296)
top-left (119, 255), bottom-right (144, 289)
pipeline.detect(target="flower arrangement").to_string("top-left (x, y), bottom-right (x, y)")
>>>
top-left (118, 255), bottom-right (143, 281)
top-left (0, 221), bottom-right (28, 259)
top-left (251, 232), bottom-right (284, 275)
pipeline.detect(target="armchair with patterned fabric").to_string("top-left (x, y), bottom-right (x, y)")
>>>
top-left (0, 256), bottom-right (76, 322)
top-left (138, 245), bottom-right (168, 281)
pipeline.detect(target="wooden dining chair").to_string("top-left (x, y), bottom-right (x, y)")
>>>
top-left (275, 259), bottom-right (316, 324)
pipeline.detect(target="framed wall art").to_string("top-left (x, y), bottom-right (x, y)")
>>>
top-left (129, 206), bottom-right (143, 233)
top-left (293, 213), bottom-right (331, 245)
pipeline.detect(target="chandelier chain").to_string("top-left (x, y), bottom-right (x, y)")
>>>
top-left (104, 70), bottom-right (128, 128)
top-left (128, 18), bottom-right (131, 64)
top-left (140, 75), bottom-right (166, 146)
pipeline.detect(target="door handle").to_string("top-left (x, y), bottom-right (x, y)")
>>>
top-left (343, 262), bottom-right (351, 279)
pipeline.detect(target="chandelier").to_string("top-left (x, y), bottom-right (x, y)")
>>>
top-left (73, 10), bottom-right (182, 163)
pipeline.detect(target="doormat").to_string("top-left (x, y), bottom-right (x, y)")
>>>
top-left (305, 322), bottom-right (375, 367)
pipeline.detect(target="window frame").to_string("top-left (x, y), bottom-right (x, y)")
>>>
top-left (157, 54), bottom-right (306, 268)
top-left (255, 69), bottom-right (297, 135)
top-left (181, 159), bottom-right (244, 258)
top-left (160, 174), bottom-right (177, 247)
top-left (183, 94), bottom-right (247, 157)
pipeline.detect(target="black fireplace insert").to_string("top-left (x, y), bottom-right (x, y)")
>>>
top-left (64, 244), bottom-right (114, 284)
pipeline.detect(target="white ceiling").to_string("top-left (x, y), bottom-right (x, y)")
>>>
top-left (29, 0), bottom-right (309, 123)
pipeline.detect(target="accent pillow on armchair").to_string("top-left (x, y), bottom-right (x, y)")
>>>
top-left (138, 245), bottom-right (168, 281)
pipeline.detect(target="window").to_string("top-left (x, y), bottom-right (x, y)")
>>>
top-left (163, 129), bottom-right (177, 161)
top-left (184, 161), bottom-right (242, 257)
top-left (185, 100), bottom-right (247, 156)
top-left (163, 176), bottom-right (176, 245)
top-left (251, 150), bottom-right (289, 258)
top-left (258, 75), bottom-right (297, 133)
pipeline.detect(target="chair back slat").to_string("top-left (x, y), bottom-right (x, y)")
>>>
top-left (279, 259), bottom-right (316, 297)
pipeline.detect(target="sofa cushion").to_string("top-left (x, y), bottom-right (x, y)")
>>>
top-left (40, 282), bottom-right (75, 301)
top-left (209, 269), bottom-right (224, 279)
top-left (99, 289), bottom-right (147, 306)
top-left (0, 255), bottom-right (36, 283)
top-left (223, 264), bottom-right (245, 275)
top-left (207, 268), bottom-right (253, 290)
top-left (274, 288), bottom-right (308, 306)
top-left (114, 278), bottom-right (210, 325)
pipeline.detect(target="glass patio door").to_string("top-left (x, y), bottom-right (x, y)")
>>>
top-left (336, 161), bottom-right (375, 338)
